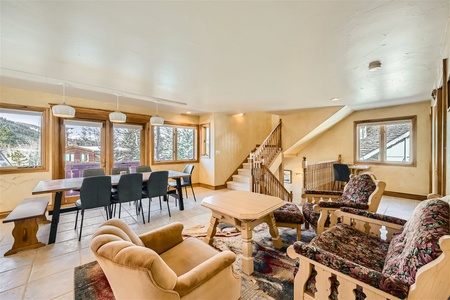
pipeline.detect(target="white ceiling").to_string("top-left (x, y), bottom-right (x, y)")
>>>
top-left (1, 1), bottom-right (449, 115)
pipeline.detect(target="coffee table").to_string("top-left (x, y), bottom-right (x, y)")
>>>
top-left (201, 190), bottom-right (285, 275)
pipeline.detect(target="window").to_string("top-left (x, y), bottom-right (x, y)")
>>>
top-left (355, 116), bottom-right (416, 165)
top-left (153, 124), bottom-right (197, 163)
top-left (0, 105), bottom-right (48, 172)
top-left (113, 123), bottom-right (142, 172)
top-left (200, 123), bottom-right (210, 157)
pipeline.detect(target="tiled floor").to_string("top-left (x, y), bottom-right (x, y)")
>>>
top-left (0, 188), bottom-right (420, 299)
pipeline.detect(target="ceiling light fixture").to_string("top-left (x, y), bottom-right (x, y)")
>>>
top-left (52, 83), bottom-right (75, 118)
top-left (150, 101), bottom-right (164, 126)
top-left (234, 113), bottom-right (245, 117)
top-left (368, 60), bottom-right (382, 71)
top-left (109, 93), bottom-right (126, 123)
top-left (331, 97), bottom-right (341, 102)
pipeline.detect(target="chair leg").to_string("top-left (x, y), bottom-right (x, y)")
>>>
top-left (184, 186), bottom-right (188, 198)
top-left (165, 195), bottom-right (171, 217)
top-left (158, 196), bottom-right (162, 210)
top-left (79, 210), bottom-right (85, 241)
top-left (140, 200), bottom-right (145, 224)
top-left (190, 185), bottom-right (196, 201)
top-left (148, 198), bottom-right (152, 223)
top-left (118, 203), bottom-right (122, 218)
top-left (74, 209), bottom-right (79, 229)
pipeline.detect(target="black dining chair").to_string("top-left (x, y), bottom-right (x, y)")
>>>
top-left (83, 168), bottom-right (105, 177)
top-left (136, 165), bottom-right (152, 173)
top-left (142, 170), bottom-right (170, 222)
top-left (74, 176), bottom-right (112, 241)
top-left (332, 163), bottom-right (351, 190)
top-left (111, 173), bottom-right (145, 224)
top-left (169, 164), bottom-right (196, 203)
top-left (111, 167), bottom-right (130, 175)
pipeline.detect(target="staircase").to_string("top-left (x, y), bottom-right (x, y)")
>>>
top-left (226, 161), bottom-right (251, 191)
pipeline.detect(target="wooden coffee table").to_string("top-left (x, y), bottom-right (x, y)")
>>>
top-left (201, 190), bottom-right (285, 275)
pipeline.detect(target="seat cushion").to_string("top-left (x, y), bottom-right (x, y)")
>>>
top-left (302, 202), bottom-right (319, 226)
top-left (273, 203), bottom-right (304, 224)
top-left (382, 199), bottom-right (450, 285)
top-left (160, 237), bottom-right (219, 276)
top-left (310, 223), bottom-right (390, 272)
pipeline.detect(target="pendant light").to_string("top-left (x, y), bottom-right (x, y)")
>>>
top-left (150, 101), bottom-right (164, 125)
top-left (52, 83), bottom-right (75, 118)
top-left (109, 93), bottom-right (127, 123)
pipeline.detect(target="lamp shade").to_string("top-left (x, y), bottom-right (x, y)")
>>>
top-left (150, 115), bottom-right (164, 126)
top-left (52, 104), bottom-right (75, 118)
top-left (109, 111), bottom-right (126, 123)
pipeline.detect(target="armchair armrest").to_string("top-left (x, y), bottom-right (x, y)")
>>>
top-left (139, 222), bottom-right (184, 254)
top-left (304, 190), bottom-right (343, 196)
top-left (339, 207), bottom-right (407, 225)
top-left (174, 250), bottom-right (237, 296)
top-left (290, 242), bottom-right (410, 299)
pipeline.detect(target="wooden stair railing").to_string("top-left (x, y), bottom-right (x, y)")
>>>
top-left (251, 119), bottom-right (282, 168)
top-left (251, 160), bottom-right (293, 202)
top-left (302, 155), bottom-right (341, 191)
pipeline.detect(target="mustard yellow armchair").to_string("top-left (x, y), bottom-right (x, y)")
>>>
top-left (90, 219), bottom-right (241, 300)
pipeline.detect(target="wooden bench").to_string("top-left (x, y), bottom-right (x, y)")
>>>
top-left (3, 196), bottom-right (50, 256)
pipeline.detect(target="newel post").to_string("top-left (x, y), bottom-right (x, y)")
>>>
top-left (302, 157), bottom-right (308, 189)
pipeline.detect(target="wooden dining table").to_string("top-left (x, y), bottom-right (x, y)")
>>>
top-left (32, 170), bottom-right (190, 244)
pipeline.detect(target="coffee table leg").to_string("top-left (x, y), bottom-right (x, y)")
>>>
top-left (266, 213), bottom-right (283, 249)
top-left (241, 222), bottom-right (254, 275)
top-left (204, 215), bottom-right (219, 245)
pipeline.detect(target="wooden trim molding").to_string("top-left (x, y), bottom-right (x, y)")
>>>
top-left (198, 183), bottom-right (227, 190)
top-left (383, 190), bottom-right (427, 201)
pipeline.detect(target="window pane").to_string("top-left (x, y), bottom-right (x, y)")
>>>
top-left (113, 124), bottom-right (141, 172)
top-left (177, 127), bottom-right (195, 160)
top-left (154, 126), bottom-right (174, 161)
top-left (0, 109), bottom-right (42, 167)
top-left (358, 124), bottom-right (380, 162)
top-left (385, 122), bottom-right (411, 163)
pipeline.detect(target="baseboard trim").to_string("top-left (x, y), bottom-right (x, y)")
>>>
top-left (197, 183), bottom-right (227, 190)
top-left (384, 191), bottom-right (427, 201)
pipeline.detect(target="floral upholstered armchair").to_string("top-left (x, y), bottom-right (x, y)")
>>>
top-left (302, 172), bottom-right (386, 234)
top-left (287, 197), bottom-right (450, 300)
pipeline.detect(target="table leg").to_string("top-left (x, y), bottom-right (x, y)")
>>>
top-left (175, 178), bottom-right (184, 210)
top-left (241, 222), bottom-right (254, 275)
top-left (266, 213), bottom-right (282, 249)
top-left (204, 215), bottom-right (219, 245)
top-left (48, 191), bottom-right (62, 244)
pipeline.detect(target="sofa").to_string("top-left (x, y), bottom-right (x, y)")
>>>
top-left (287, 197), bottom-right (450, 300)
top-left (90, 219), bottom-right (241, 300)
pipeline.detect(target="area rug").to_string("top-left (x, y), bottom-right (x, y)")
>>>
top-left (74, 224), bottom-right (315, 300)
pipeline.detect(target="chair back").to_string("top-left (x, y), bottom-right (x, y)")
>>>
top-left (83, 168), bottom-right (105, 177)
top-left (341, 172), bottom-right (385, 211)
top-left (136, 165), bottom-right (152, 173)
top-left (182, 164), bottom-right (194, 185)
top-left (80, 176), bottom-right (112, 209)
top-left (117, 173), bottom-right (143, 203)
top-left (333, 164), bottom-right (350, 182)
top-left (146, 171), bottom-right (169, 198)
top-left (111, 167), bottom-right (130, 175)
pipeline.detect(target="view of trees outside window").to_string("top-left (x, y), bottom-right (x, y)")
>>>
top-left (356, 119), bottom-right (412, 164)
top-left (113, 124), bottom-right (141, 169)
top-left (154, 125), bottom-right (196, 162)
top-left (0, 109), bottom-right (42, 168)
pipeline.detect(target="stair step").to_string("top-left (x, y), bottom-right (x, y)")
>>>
top-left (232, 174), bottom-right (251, 183)
top-left (226, 181), bottom-right (251, 191)
top-left (238, 169), bottom-right (251, 176)
top-left (242, 162), bottom-right (251, 169)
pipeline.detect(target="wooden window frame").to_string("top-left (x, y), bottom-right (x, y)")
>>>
top-left (354, 116), bottom-right (417, 166)
top-left (0, 103), bottom-right (49, 174)
top-left (151, 121), bottom-right (199, 165)
top-left (200, 123), bottom-right (210, 158)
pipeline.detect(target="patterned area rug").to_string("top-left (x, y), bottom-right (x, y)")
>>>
top-left (74, 223), bottom-right (315, 300)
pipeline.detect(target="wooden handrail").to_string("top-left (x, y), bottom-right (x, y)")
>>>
top-left (302, 155), bottom-right (341, 190)
top-left (251, 119), bottom-right (282, 167)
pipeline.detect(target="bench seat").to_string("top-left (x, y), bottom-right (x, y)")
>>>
top-left (3, 196), bottom-right (50, 256)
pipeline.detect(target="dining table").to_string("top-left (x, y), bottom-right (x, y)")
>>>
top-left (32, 170), bottom-right (190, 244)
